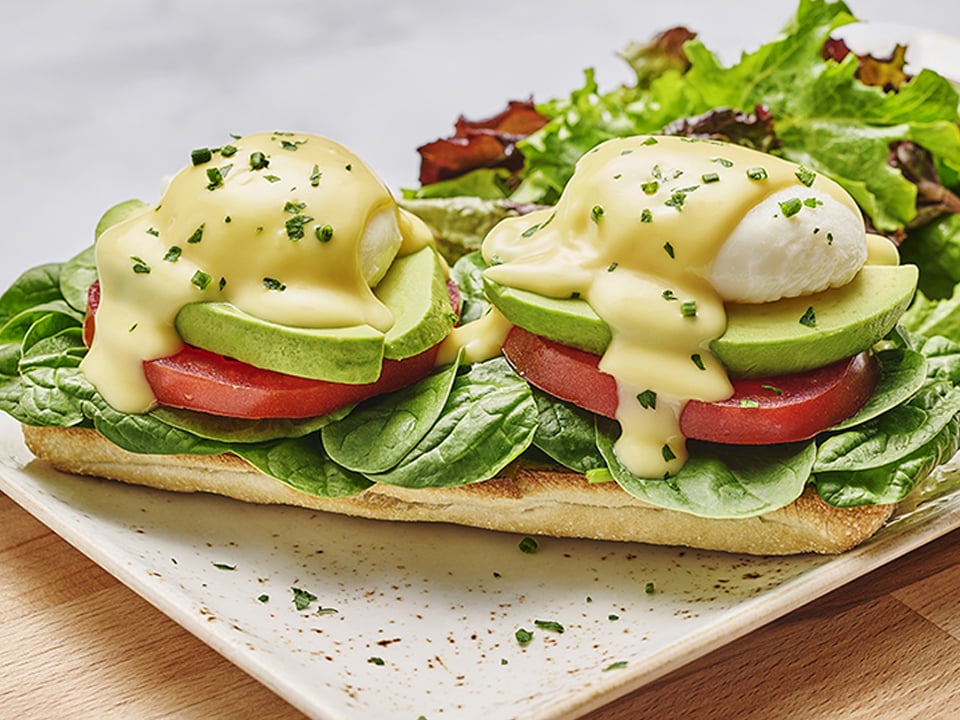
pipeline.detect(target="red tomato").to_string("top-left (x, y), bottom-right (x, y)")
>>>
top-left (501, 325), bottom-right (618, 419)
top-left (680, 352), bottom-right (880, 444)
top-left (142, 344), bottom-right (440, 418)
top-left (501, 326), bottom-right (880, 445)
top-left (83, 279), bottom-right (449, 418)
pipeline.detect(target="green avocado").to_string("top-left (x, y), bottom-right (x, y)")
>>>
top-left (95, 199), bottom-right (151, 240)
top-left (174, 246), bottom-right (453, 383)
top-left (377, 245), bottom-right (457, 360)
top-left (484, 264), bottom-right (918, 377)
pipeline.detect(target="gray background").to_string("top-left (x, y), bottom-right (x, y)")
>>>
top-left (2, 1), bottom-right (959, 289)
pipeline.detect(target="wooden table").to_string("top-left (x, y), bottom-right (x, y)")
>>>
top-left (2, 489), bottom-right (959, 719)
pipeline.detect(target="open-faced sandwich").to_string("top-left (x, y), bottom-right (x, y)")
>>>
top-left (5, 128), bottom-right (960, 555)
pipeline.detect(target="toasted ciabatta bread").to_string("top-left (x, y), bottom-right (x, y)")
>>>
top-left (21, 424), bottom-right (897, 555)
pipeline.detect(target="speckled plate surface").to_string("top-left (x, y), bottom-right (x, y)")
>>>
top-left (2, 414), bottom-right (960, 719)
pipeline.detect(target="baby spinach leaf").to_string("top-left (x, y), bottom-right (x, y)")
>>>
top-left (830, 347), bottom-right (927, 431)
top-left (0, 300), bottom-right (83, 344)
top-left (235, 436), bottom-right (371, 497)
top-left (816, 411), bottom-right (960, 507)
top-left (531, 389), bottom-right (605, 473)
top-left (450, 251), bottom-right (490, 324)
top-left (322, 355), bottom-right (461, 473)
top-left (597, 419), bottom-right (815, 519)
top-left (59, 244), bottom-right (97, 313)
top-left (815, 380), bottom-right (960, 472)
top-left (0, 263), bottom-right (64, 327)
top-left (150, 405), bottom-right (344, 444)
top-left (15, 328), bottom-right (88, 427)
top-left (366, 357), bottom-right (537, 488)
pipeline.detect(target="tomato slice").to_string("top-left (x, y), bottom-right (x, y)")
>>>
top-left (143, 344), bottom-right (440, 418)
top-left (501, 325), bottom-right (618, 419)
top-left (680, 352), bottom-right (880, 444)
top-left (501, 326), bottom-right (880, 445)
top-left (83, 279), bottom-right (449, 418)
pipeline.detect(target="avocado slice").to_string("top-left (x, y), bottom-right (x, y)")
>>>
top-left (712, 264), bottom-right (918, 377)
top-left (484, 264), bottom-right (918, 377)
top-left (377, 246), bottom-right (456, 360)
top-left (95, 198), bottom-right (151, 240)
top-left (174, 246), bottom-right (453, 382)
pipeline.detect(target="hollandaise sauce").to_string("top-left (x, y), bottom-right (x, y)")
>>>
top-left (82, 132), bottom-right (433, 413)
top-left (481, 135), bottom-right (865, 479)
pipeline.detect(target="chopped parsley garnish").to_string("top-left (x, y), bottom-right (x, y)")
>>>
top-left (280, 139), bottom-right (300, 151)
top-left (746, 166), bottom-right (768, 181)
top-left (191, 147), bottom-right (212, 165)
top-left (212, 562), bottom-right (236, 571)
top-left (637, 389), bottom-right (657, 409)
top-left (249, 151), bottom-right (270, 170)
top-left (285, 214), bottom-right (314, 241)
top-left (310, 164), bottom-right (322, 187)
top-left (263, 174), bottom-right (282, 183)
top-left (257, 594), bottom-right (270, 603)
top-left (641, 208), bottom-right (653, 223)
top-left (191, 270), bottom-right (212, 290)
top-left (344, 163), bottom-right (352, 171)
top-left (187, 223), bottom-right (205, 244)
top-left (799, 306), bottom-right (817, 327)
top-left (645, 581), bottom-right (656, 594)
top-left (664, 190), bottom-right (690, 211)
top-left (661, 444), bottom-right (676, 462)
top-left (263, 277), bottom-right (287, 291)
top-left (291, 587), bottom-right (317, 611)
top-left (518, 536), bottom-right (539, 554)
top-left (663, 241), bottom-right (675, 258)
top-left (681, 300), bottom-right (697, 317)
top-left (641, 181), bottom-right (659, 195)
top-left (662, 289), bottom-right (678, 301)
top-left (163, 246), bottom-right (182, 262)
top-left (642, 136), bottom-right (658, 145)
top-left (591, 204), bottom-right (605, 223)
top-left (316, 224), bottom-right (334, 242)
top-left (795, 166), bottom-right (816, 187)
top-left (691, 353), bottom-right (705, 370)
top-left (534, 620), bottom-right (565, 634)
top-left (284, 200), bottom-right (307, 214)
top-left (205, 166), bottom-right (225, 190)
top-left (146, 227), bottom-right (160, 237)
top-left (779, 197), bottom-right (803, 217)
top-left (826, 232), bottom-right (834, 244)
top-left (130, 256), bottom-right (150, 274)
top-left (515, 628), bottom-right (534, 645)
top-left (367, 657), bottom-right (385, 666)
top-left (607, 262), bottom-right (618, 272)
top-left (218, 277), bottom-right (227, 291)
top-left (804, 197), bottom-right (823, 208)
top-left (608, 614), bottom-right (620, 621)
top-left (604, 661), bottom-right (629, 672)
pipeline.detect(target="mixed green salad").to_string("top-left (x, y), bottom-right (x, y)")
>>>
top-left (3, 0), bottom-right (960, 528)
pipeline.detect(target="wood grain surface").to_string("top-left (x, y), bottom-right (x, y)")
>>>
top-left (2, 489), bottom-right (959, 720)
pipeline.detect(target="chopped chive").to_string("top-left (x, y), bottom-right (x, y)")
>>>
top-left (636, 389), bottom-right (657, 409)
top-left (691, 353), bottom-right (705, 370)
top-left (701, 172), bottom-right (720, 183)
top-left (191, 270), bottom-right (212, 290)
top-left (799, 306), bottom-right (817, 327)
top-left (607, 262), bottom-right (618, 272)
top-left (760, 384), bottom-right (783, 395)
top-left (795, 166), bottom-right (816, 187)
top-left (641, 208), bottom-right (653, 223)
top-left (191, 147), bottom-right (212, 165)
top-left (591, 204), bottom-right (605, 223)
top-left (285, 214), bottom-right (314, 241)
top-left (645, 581), bottom-right (656, 594)
top-left (163, 246), bottom-right (182, 262)
top-left (187, 223), bottom-right (205, 244)
top-left (146, 227), bottom-right (160, 237)
top-left (367, 657), bottom-right (385, 666)
top-left (310, 164), bottom-right (321, 187)
top-left (257, 594), bottom-right (270, 603)
top-left (681, 300), bottom-right (697, 317)
top-left (641, 181), bottom-right (659, 195)
top-left (804, 197), bottom-right (823, 208)
top-left (642, 136), bottom-right (658, 146)
top-left (604, 661), bottom-right (629, 672)
top-left (521, 223), bottom-right (541, 238)
top-left (534, 620), bottom-right (565, 634)
top-left (746, 167), bottom-right (768, 181)
top-left (316, 224), bottom-right (334, 242)
top-left (205, 166), bottom-right (224, 190)
top-left (220, 144), bottom-right (238, 157)
top-left (249, 151), bottom-right (270, 170)
top-left (712, 157), bottom-right (734, 168)
top-left (131, 256), bottom-right (150, 274)
top-left (779, 198), bottom-right (803, 217)
top-left (663, 241), bottom-right (675, 258)
top-left (662, 289), bottom-right (678, 301)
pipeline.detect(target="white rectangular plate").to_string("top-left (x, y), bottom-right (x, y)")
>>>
top-left (3, 412), bottom-right (960, 719)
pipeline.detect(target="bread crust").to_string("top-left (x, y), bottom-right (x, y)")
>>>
top-left (21, 424), bottom-right (896, 555)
